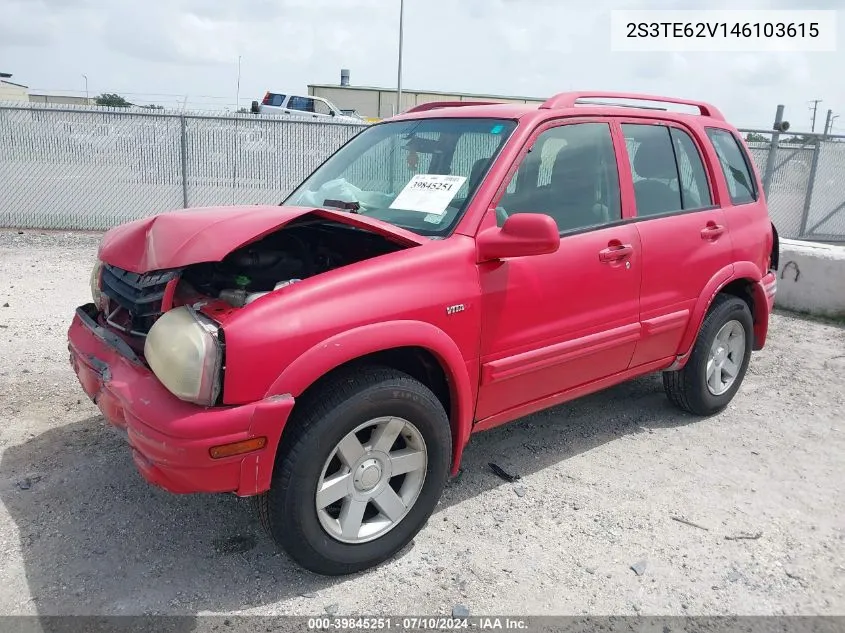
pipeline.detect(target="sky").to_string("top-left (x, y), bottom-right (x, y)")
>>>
top-left (1, 0), bottom-right (844, 130)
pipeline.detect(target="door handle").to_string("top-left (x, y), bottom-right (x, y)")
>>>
top-left (598, 244), bottom-right (633, 262)
top-left (701, 223), bottom-right (725, 240)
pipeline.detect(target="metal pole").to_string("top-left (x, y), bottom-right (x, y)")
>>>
top-left (180, 115), bottom-right (189, 208)
top-left (762, 104), bottom-right (784, 197)
top-left (823, 109), bottom-right (833, 135)
top-left (396, 0), bottom-right (404, 115)
top-left (82, 74), bottom-right (88, 102)
top-left (236, 55), bottom-right (242, 111)
top-left (799, 135), bottom-right (822, 238)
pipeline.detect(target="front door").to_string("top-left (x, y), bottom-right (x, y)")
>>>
top-left (475, 119), bottom-right (642, 422)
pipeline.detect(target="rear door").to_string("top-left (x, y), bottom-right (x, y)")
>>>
top-left (617, 120), bottom-right (734, 368)
top-left (704, 127), bottom-right (773, 274)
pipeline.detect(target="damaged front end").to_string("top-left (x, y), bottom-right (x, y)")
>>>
top-left (85, 209), bottom-right (418, 407)
top-left (68, 206), bottom-right (424, 494)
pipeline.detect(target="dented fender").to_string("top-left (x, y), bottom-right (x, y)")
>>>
top-left (265, 320), bottom-right (476, 475)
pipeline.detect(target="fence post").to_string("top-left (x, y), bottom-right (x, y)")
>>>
top-left (762, 104), bottom-right (784, 197)
top-left (799, 137), bottom-right (823, 239)
top-left (180, 114), bottom-right (189, 209)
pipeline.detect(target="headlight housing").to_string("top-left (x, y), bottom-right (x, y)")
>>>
top-left (90, 259), bottom-right (103, 307)
top-left (144, 306), bottom-right (224, 406)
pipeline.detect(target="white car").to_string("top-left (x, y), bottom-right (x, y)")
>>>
top-left (250, 92), bottom-right (364, 124)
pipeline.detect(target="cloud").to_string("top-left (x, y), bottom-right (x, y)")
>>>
top-left (0, 0), bottom-right (62, 47)
top-left (727, 53), bottom-right (808, 88)
top-left (629, 52), bottom-right (690, 80)
top-left (0, 0), bottom-right (843, 128)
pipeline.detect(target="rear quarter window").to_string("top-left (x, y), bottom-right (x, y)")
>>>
top-left (705, 128), bottom-right (758, 205)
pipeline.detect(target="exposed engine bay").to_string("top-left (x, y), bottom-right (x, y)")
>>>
top-left (179, 220), bottom-right (405, 307)
top-left (97, 219), bottom-right (409, 343)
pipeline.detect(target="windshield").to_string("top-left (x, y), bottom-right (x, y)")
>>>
top-left (284, 117), bottom-right (517, 236)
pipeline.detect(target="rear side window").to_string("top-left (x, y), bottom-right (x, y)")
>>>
top-left (268, 93), bottom-right (285, 107)
top-left (670, 128), bottom-right (712, 209)
top-left (706, 128), bottom-right (758, 205)
top-left (622, 123), bottom-right (713, 217)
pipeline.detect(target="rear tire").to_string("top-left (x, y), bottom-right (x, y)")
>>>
top-left (663, 294), bottom-right (753, 416)
top-left (256, 366), bottom-right (451, 575)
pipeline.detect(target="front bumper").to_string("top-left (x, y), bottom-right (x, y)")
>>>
top-left (67, 304), bottom-right (294, 496)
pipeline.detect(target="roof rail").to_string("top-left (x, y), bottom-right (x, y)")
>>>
top-left (539, 91), bottom-right (724, 120)
top-left (403, 101), bottom-right (501, 114)
top-left (577, 100), bottom-right (667, 111)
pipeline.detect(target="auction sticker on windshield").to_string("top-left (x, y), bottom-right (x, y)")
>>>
top-left (390, 174), bottom-right (467, 215)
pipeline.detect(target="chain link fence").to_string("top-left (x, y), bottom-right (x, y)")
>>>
top-left (0, 103), bottom-right (364, 231)
top-left (1, 102), bottom-right (844, 241)
top-left (743, 130), bottom-right (845, 242)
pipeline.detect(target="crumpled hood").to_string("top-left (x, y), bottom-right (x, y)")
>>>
top-left (97, 205), bottom-right (426, 273)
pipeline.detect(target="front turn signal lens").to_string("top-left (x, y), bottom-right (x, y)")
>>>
top-left (209, 437), bottom-right (267, 459)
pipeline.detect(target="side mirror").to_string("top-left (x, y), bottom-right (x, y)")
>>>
top-left (476, 213), bottom-right (560, 262)
top-left (330, 110), bottom-right (336, 117)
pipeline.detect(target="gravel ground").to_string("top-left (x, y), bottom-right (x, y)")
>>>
top-left (0, 228), bottom-right (843, 619)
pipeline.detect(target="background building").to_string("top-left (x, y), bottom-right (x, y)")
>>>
top-left (1, 73), bottom-right (96, 105)
top-left (0, 73), bottom-right (29, 102)
top-left (28, 93), bottom-right (96, 106)
top-left (308, 69), bottom-right (544, 121)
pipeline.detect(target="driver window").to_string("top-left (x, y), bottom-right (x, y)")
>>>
top-left (314, 100), bottom-right (333, 116)
top-left (496, 122), bottom-right (622, 232)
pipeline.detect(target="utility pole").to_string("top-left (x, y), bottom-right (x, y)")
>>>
top-left (809, 99), bottom-right (822, 132)
top-left (762, 104), bottom-right (787, 197)
top-left (823, 109), bottom-right (833, 135)
top-left (396, 0), bottom-right (404, 115)
top-left (236, 55), bottom-right (242, 111)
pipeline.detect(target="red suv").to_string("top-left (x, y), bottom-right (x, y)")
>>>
top-left (68, 92), bottom-right (779, 575)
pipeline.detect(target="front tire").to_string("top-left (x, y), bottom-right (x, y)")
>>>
top-left (257, 366), bottom-right (452, 575)
top-left (663, 294), bottom-right (754, 416)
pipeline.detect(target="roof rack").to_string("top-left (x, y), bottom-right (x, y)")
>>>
top-left (539, 91), bottom-right (724, 120)
top-left (403, 101), bottom-right (501, 114)
top-left (576, 100), bottom-right (667, 111)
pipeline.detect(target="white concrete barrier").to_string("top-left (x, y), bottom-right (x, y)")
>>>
top-left (774, 238), bottom-right (845, 318)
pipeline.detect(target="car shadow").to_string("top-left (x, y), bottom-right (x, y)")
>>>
top-left (0, 372), bottom-right (696, 626)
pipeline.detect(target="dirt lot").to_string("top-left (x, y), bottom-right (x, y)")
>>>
top-left (0, 228), bottom-right (843, 619)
